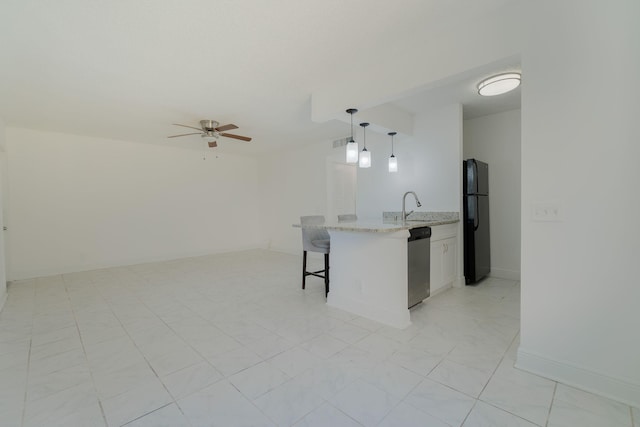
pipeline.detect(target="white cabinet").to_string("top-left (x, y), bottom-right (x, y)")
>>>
top-left (430, 223), bottom-right (459, 294)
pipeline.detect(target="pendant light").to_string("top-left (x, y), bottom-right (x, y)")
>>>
top-left (345, 108), bottom-right (358, 164)
top-left (359, 122), bottom-right (371, 168)
top-left (388, 131), bottom-right (398, 173)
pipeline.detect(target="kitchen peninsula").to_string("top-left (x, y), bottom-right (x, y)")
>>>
top-left (296, 212), bottom-right (459, 328)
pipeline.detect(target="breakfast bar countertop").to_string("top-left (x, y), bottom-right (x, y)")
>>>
top-left (293, 211), bottom-right (459, 233)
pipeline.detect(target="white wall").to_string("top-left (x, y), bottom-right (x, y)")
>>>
top-left (464, 109), bottom-right (521, 280)
top-left (259, 139), bottom-right (344, 255)
top-left (357, 104), bottom-right (463, 217)
top-left (5, 128), bottom-right (264, 280)
top-left (518, 0), bottom-right (640, 406)
top-left (0, 118), bottom-right (6, 310)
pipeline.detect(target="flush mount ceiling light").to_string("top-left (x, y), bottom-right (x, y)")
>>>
top-left (359, 122), bottom-right (371, 168)
top-left (345, 108), bottom-right (359, 164)
top-left (477, 72), bottom-right (521, 96)
top-left (388, 131), bottom-right (398, 173)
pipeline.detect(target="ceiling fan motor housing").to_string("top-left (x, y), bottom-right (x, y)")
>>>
top-left (200, 120), bottom-right (219, 131)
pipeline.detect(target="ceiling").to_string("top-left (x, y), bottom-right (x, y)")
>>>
top-left (0, 0), bottom-right (520, 155)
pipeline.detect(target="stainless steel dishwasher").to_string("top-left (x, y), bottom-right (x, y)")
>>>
top-left (408, 226), bottom-right (431, 308)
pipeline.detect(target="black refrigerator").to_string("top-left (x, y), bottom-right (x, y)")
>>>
top-left (463, 159), bottom-right (491, 284)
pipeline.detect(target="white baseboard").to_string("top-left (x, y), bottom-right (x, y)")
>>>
top-left (516, 347), bottom-right (640, 408)
top-left (490, 268), bottom-right (521, 281)
top-left (7, 244), bottom-right (268, 281)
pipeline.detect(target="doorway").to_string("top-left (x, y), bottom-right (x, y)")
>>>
top-left (326, 160), bottom-right (357, 222)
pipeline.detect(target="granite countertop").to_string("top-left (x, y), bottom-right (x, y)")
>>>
top-left (293, 212), bottom-right (459, 233)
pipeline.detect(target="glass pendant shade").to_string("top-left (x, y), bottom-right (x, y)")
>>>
top-left (388, 155), bottom-right (398, 172)
top-left (388, 131), bottom-right (397, 173)
top-left (359, 149), bottom-right (371, 168)
top-left (346, 140), bottom-right (358, 163)
top-left (359, 122), bottom-right (371, 168)
top-left (345, 108), bottom-right (358, 164)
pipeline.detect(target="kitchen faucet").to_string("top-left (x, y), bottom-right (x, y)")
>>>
top-left (402, 191), bottom-right (422, 220)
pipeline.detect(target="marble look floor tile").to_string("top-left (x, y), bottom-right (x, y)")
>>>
top-left (293, 402), bottom-right (362, 427)
top-left (0, 252), bottom-right (633, 427)
top-left (378, 401), bottom-right (449, 427)
top-left (254, 377), bottom-right (325, 426)
top-left (463, 401), bottom-right (540, 427)
top-left (428, 358), bottom-right (494, 398)
top-left (30, 325), bottom-right (80, 347)
top-left (361, 361), bottom-right (422, 401)
top-left (331, 379), bottom-right (397, 427)
top-left (27, 363), bottom-right (92, 402)
top-left (404, 378), bottom-right (476, 427)
top-left (28, 347), bottom-right (87, 378)
top-left (480, 360), bottom-right (555, 426)
top-left (92, 360), bottom-right (158, 400)
top-left (327, 322), bottom-right (370, 344)
top-left (244, 333), bottom-right (296, 359)
top-left (178, 380), bottom-right (275, 427)
top-left (23, 381), bottom-right (99, 427)
top-left (447, 341), bottom-right (505, 373)
top-left (267, 346), bottom-right (323, 377)
top-left (0, 347), bottom-right (30, 372)
top-left (207, 346), bottom-right (262, 377)
top-left (229, 361), bottom-right (290, 400)
top-left (353, 333), bottom-right (402, 361)
top-left (161, 361), bottom-right (223, 400)
top-left (547, 383), bottom-right (633, 427)
top-left (41, 403), bottom-right (106, 427)
top-left (186, 332), bottom-right (242, 358)
top-left (300, 333), bottom-right (350, 359)
top-left (146, 345), bottom-right (204, 377)
top-left (388, 344), bottom-right (442, 376)
top-left (101, 377), bottom-right (173, 427)
top-left (123, 403), bottom-right (190, 427)
top-left (348, 316), bottom-right (384, 333)
top-left (295, 360), bottom-right (362, 401)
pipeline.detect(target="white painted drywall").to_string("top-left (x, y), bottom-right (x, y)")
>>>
top-left (5, 128), bottom-right (264, 280)
top-left (518, 1), bottom-right (640, 406)
top-left (258, 139), bottom-right (345, 255)
top-left (0, 119), bottom-right (6, 310)
top-left (464, 109), bottom-right (521, 280)
top-left (357, 104), bottom-right (463, 217)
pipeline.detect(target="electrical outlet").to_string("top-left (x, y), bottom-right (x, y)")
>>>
top-left (532, 203), bottom-right (562, 222)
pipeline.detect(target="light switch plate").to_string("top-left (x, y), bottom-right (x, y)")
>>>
top-left (532, 203), bottom-right (562, 222)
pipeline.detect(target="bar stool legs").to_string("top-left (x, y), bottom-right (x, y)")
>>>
top-left (301, 251), bottom-right (330, 297)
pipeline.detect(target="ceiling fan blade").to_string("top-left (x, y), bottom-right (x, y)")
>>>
top-left (220, 133), bottom-right (252, 142)
top-left (208, 141), bottom-right (218, 148)
top-left (168, 132), bottom-right (202, 138)
top-left (172, 123), bottom-right (204, 131)
top-left (215, 124), bottom-right (238, 132)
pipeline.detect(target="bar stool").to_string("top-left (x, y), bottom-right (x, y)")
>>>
top-left (300, 215), bottom-right (330, 297)
top-left (337, 214), bottom-right (357, 222)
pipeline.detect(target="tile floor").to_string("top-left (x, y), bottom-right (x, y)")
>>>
top-left (0, 249), bottom-right (637, 427)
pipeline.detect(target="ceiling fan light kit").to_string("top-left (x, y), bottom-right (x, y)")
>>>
top-left (168, 120), bottom-right (252, 147)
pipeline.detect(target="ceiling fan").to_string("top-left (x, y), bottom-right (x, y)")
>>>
top-left (168, 120), bottom-right (252, 147)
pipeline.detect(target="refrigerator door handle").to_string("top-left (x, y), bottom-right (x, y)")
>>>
top-left (473, 195), bottom-right (480, 231)
top-left (472, 160), bottom-right (479, 194)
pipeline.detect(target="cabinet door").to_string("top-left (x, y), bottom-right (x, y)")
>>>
top-left (430, 240), bottom-right (444, 293)
top-left (442, 237), bottom-right (457, 286)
